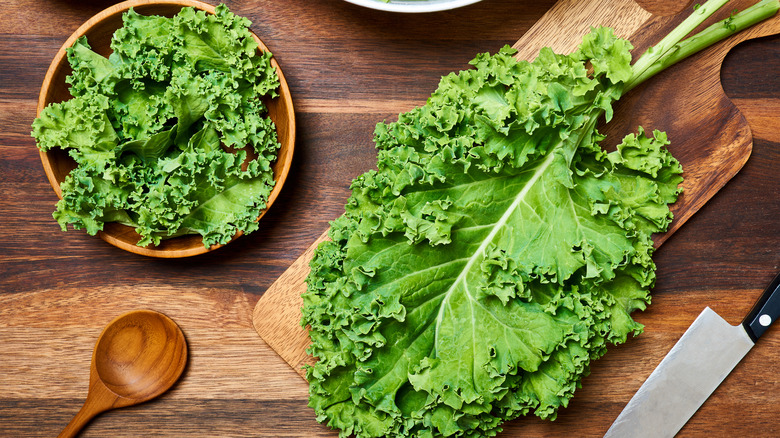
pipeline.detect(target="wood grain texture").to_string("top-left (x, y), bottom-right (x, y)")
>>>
top-left (511, 0), bottom-right (653, 59)
top-left (253, 232), bottom-right (329, 377)
top-left (1, 0), bottom-right (779, 436)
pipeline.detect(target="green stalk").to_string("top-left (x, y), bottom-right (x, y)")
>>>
top-left (625, 0), bottom-right (780, 92)
top-left (629, 0), bottom-right (731, 80)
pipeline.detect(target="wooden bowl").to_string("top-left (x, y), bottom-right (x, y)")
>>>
top-left (36, 0), bottom-right (295, 258)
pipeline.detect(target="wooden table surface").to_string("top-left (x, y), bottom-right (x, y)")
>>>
top-left (1, 0), bottom-right (778, 436)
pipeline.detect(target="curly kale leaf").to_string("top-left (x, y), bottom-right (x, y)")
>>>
top-left (31, 4), bottom-right (280, 248)
top-left (302, 30), bottom-right (682, 437)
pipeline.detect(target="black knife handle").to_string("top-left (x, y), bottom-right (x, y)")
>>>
top-left (742, 271), bottom-right (780, 342)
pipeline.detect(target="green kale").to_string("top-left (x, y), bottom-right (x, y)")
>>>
top-left (32, 4), bottom-right (280, 248)
top-left (301, 1), bottom-right (778, 436)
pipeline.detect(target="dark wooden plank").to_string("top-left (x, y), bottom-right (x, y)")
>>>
top-left (0, 399), bottom-right (334, 437)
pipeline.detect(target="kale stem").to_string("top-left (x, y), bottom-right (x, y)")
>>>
top-left (629, 0), bottom-right (730, 81)
top-left (626, 0), bottom-right (779, 91)
top-left (625, 0), bottom-right (779, 92)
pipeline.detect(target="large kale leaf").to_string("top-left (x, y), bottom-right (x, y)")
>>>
top-left (302, 29), bottom-right (682, 437)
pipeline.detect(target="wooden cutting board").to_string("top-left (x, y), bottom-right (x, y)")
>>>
top-left (254, 0), bottom-right (780, 379)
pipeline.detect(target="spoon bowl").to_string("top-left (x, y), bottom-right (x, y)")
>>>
top-left (59, 310), bottom-right (188, 438)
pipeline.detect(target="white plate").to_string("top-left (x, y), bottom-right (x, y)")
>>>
top-left (343, 0), bottom-right (482, 13)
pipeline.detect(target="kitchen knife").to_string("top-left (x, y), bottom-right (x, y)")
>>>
top-left (604, 270), bottom-right (780, 438)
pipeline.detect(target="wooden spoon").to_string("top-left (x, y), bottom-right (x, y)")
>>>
top-left (58, 310), bottom-right (188, 437)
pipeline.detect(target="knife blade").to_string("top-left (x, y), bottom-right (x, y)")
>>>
top-left (604, 270), bottom-right (780, 438)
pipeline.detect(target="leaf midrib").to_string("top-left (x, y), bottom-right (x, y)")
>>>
top-left (433, 150), bottom-right (558, 351)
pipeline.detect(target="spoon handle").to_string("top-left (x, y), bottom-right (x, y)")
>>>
top-left (58, 379), bottom-right (118, 438)
top-left (58, 400), bottom-right (99, 438)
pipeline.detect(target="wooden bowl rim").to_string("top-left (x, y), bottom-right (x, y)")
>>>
top-left (37, 0), bottom-right (296, 258)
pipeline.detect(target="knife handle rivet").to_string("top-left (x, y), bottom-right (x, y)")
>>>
top-left (759, 314), bottom-right (772, 327)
